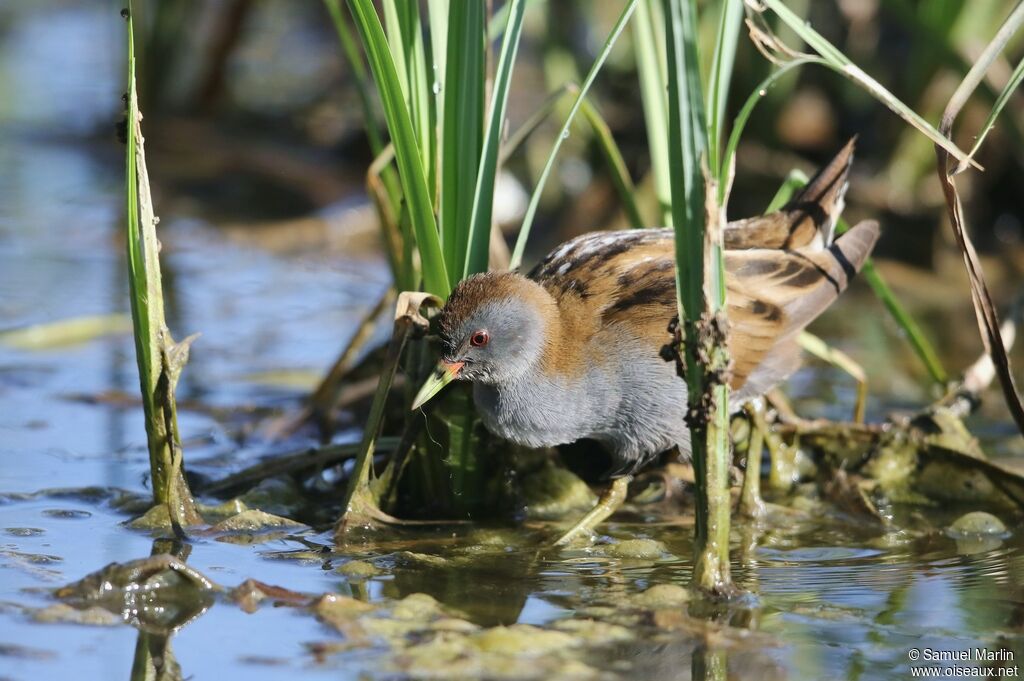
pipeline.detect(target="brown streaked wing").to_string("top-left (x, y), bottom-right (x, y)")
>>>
top-left (724, 136), bottom-right (856, 251)
top-left (529, 230), bottom-right (678, 375)
top-left (727, 219), bottom-right (880, 393)
top-left (529, 229), bottom-right (673, 306)
top-left (727, 289), bottom-right (789, 392)
top-left (528, 218), bottom-right (878, 397)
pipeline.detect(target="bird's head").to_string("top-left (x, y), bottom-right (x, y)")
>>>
top-left (411, 272), bottom-right (554, 409)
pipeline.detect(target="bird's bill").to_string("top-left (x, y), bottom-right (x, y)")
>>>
top-left (410, 361), bottom-right (464, 410)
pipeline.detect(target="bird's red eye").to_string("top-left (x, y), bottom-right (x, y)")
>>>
top-left (470, 330), bottom-right (490, 347)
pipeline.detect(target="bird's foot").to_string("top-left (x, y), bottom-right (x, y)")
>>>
top-left (553, 475), bottom-right (632, 546)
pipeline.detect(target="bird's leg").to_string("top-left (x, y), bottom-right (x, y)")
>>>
top-left (553, 475), bottom-right (632, 546)
top-left (739, 403), bottom-right (767, 520)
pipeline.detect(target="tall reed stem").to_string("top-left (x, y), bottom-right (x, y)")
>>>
top-left (663, 0), bottom-right (734, 595)
top-left (125, 2), bottom-right (202, 529)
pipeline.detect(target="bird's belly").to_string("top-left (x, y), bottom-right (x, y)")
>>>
top-left (596, 358), bottom-right (692, 467)
top-left (471, 355), bottom-right (691, 470)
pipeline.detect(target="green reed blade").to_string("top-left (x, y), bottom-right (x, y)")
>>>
top-left (125, 1), bottom-right (201, 525)
top-left (348, 0), bottom-right (449, 296)
top-left (963, 53), bottom-right (1024, 169)
top-left (440, 0), bottom-right (485, 276)
top-left (426, 0), bottom-right (449, 125)
top-left (764, 168), bottom-right (809, 211)
top-left (484, 79), bottom-right (644, 233)
top-left (722, 58), bottom-right (815, 206)
top-left (382, 0), bottom-right (435, 192)
top-left (663, 0), bottom-right (732, 596)
top-left (663, 0), bottom-right (708, 316)
top-left (706, 0), bottom-right (743, 189)
top-left (578, 97), bottom-right (645, 230)
top-left (381, 1), bottom-right (409, 99)
top-left (323, 1), bottom-right (402, 214)
top-left (464, 0), bottom-right (526, 277)
top-left (859, 258), bottom-right (949, 385)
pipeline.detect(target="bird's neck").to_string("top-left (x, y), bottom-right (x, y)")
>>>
top-left (494, 274), bottom-right (598, 379)
top-left (532, 289), bottom-right (595, 379)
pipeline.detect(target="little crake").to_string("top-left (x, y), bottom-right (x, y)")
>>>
top-left (412, 139), bottom-right (879, 542)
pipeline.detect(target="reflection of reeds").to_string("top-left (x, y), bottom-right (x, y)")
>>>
top-left (124, 3), bottom-right (202, 529)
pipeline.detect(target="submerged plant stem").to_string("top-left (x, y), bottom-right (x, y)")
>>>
top-left (739, 405), bottom-right (767, 520)
top-left (336, 293), bottom-right (439, 536)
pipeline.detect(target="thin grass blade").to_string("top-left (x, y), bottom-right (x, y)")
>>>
top-left (464, 0), bottom-right (527, 277)
top-left (499, 84), bottom-right (573, 165)
top-left (634, 0), bottom-right (673, 226)
top-left (578, 97), bottom-right (645, 229)
top-left (325, 0), bottom-right (386, 158)
top-left (754, 0), bottom-right (976, 169)
top-left (511, 0), bottom-right (640, 270)
top-left (491, 80), bottom-right (645, 231)
top-left (963, 54), bottom-right (1024, 170)
top-left (763, 167), bottom-right (809, 211)
top-left (723, 58), bottom-right (815, 208)
top-left (798, 332), bottom-right (868, 423)
top-left (324, 0), bottom-right (402, 216)
top-left (707, 0), bottom-right (743, 187)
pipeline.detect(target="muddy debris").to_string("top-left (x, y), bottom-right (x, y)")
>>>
top-left (53, 555), bottom-right (219, 632)
top-left (31, 603), bottom-right (122, 626)
top-left (337, 559), bottom-right (381, 578)
top-left (631, 584), bottom-right (691, 609)
top-left (521, 464), bottom-right (598, 520)
top-left (946, 511), bottom-right (1008, 537)
top-left (602, 539), bottom-right (672, 560)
